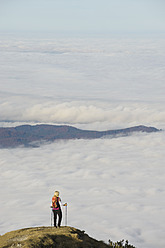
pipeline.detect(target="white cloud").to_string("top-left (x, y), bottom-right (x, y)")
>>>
top-left (0, 97), bottom-right (165, 130)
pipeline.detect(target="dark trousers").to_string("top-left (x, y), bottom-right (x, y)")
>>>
top-left (53, 209), bottom-right (62, 227)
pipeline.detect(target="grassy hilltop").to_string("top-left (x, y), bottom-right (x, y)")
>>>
top-left (0, 226), bottom-right (136, 248)
top-left (0, 226), bottom-right (108, 248)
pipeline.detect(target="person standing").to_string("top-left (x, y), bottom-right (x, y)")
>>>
top-left (52, 191), bottom-right (62, 228)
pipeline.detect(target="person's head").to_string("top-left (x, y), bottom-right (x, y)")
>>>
top-left (54, 191), bottom-right (59, 197)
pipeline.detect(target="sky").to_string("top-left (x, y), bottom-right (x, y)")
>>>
top-left (0, 1), bottom-right (165, 248)
top-left (0, 0), bottom-right (165, 33)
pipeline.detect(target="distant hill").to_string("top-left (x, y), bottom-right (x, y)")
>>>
top-left (0, 124), bottom-right (160, 148)
top-left (0, 226), bottom-right (136, 248)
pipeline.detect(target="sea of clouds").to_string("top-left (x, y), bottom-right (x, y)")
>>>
top-left (0, 33), bottom-right (165, 248)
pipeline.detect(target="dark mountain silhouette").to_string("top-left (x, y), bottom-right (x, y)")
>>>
top-left (0, 124), bottom-right (160, 148)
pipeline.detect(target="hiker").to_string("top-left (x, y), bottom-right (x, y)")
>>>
top-left (52, 191), bottom-right (62, 228)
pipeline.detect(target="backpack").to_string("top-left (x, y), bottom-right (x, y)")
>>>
top-left (52, 196), bottom-right (59, 208)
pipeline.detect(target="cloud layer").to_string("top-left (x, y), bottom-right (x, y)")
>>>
top-left (0, 132), bottom-right (165, 248)
top-left (0, 35), bottom-right (165, 130)
top-left (0, 35), bottom-right (165, 102)
top-left (0, 95), bottom-right (165, 130)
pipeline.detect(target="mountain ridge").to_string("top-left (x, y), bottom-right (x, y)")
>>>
top-left (0, 124), bottom-right (160, 148)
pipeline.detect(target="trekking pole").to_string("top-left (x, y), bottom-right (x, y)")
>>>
top-left (63, 203), bottom-right (67, 226)
top-left (50, 206), bottom-right (53, 227)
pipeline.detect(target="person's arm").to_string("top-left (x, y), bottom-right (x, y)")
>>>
top-left (59, 197), bottom-right (67, 206)
top-left (59, 197), bottom-right (63, 205)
